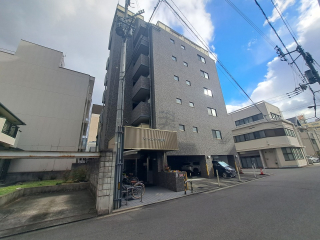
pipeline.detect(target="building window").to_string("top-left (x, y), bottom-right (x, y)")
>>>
top-left (179, 124), bottom-right (185, 131)
top-left (235, 113), bottom-right (263, 126)
top-left (189, 102), bottom-right (194, 107)
top-left (284, 128), bottom-right (296, 137)
top-left (172, 56), bottom-right (177, 61)
top-left (174, 75), bottom-right (179, 81)
top-left (200, 70), bottom-right (209, 79)
top-left (204, 87), bottom-right (213, 97)
top-left (183, 61), bottom-right (188, 67)
top-left (176, 98), bottom-right (182, 104)
top-left (271, 112), bottom-right (281, 120)
top-left (198, 54), bottom-right (206, 63)
top-left (181, 45), bottom-right (185, 49)
top-left (282, 147), bottom-right (304, 161)
top-left (207, 107), bottom-right (217, 117)
top-left (193, 127), bottom-right (198, 133)
top-left (212, 130), bottom-right (222, 139)
top-left (186, 80), bottom-right (191, 86)
top-left (170, 38), bottom-right (175, 44)
top-left (233, 128), bottom-right (296, 143)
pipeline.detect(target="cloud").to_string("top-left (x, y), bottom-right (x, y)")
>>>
top-left (0, 0), bottom-right (214, 107)
top-left (247, 38), bottom-right (257, 50)
top-left (228, 0), bottom-right (320, 121)
top-left (264, 0), bottom-right (295, 26)
top-left (136, 0), bottom-right (214, 49)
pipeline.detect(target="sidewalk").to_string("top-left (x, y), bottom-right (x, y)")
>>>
top-left (118, 172), bottom-right (269, 211)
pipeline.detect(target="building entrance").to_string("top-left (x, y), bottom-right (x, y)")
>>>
top-left (240, 156), bottom-right (263, 168)
top-left (123, 156), bottom-right (154, 185)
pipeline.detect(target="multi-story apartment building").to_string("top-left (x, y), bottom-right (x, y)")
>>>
top-left (86, 104), bottom-right (103, 152)
top-left (229, 101), bottom-right (308, 168)
top-left (0, 40), bottom-right (94, 182)
top-left (99, 5), bottom-right (236, 182)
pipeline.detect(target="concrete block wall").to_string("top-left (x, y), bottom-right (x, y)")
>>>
top-left (96, 151), bottom-right (115, 215)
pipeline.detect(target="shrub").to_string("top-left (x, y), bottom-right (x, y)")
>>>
top-left (71, 166), bottom-right (88, 182)
top-left (62, 170), bottom-right (71, 182)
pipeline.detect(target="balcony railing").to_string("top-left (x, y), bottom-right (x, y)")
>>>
top-left (131, 102), bottom-right (150, 126)
top-left (133, 21), bottom-right (148, 46)
top-left (132, 36), bottom-right (149, 62)
top-left (132, 76), bottom-right (150, 102)
top-left (132, 54), bottom-right (149, 82)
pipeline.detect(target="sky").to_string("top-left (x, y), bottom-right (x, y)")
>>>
top-left (0, 0), bottom-right (320, 122)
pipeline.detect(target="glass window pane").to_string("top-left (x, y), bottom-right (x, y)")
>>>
top-left (181, 45), bottom-right (185, 49)
top-left (207, 90), bottom-right (212, 97)
top-left (204, 88), bottom-right (207, 95)
top-left (212, 130), bottom-right (217, 138)
top-left (174, 75), bottom-right (179, 81)
top-left (212, 109), bottom-right (217, 116)
top-left (216, 131), bottom-right (222, 139)
top-left (239, 135), bottom-right (245, 142)
top-left (176, 98), bottom-right (181, 104)
top-left (189, 102), bottom-right (194, 107)
top-left (207, 108), bottom-right (212, 115)
top-left (179, 124), bottom-right (185, 131)
top-left (186, 80), bottom-right (191, 86)
top-left (288, 153), bottom-right (294, 160)
top-left (193, 127), bottom-right (198, 133)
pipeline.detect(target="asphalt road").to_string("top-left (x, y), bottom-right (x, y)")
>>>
top-left (9, 165), bottom-right (320, 240)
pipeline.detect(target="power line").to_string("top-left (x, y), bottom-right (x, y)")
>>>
top-left (223, 0), bottom-right (276, 48)
top-left (270, 0), bottom-right (299, 45)
top-left (163, 0), bottom-right (293, 130)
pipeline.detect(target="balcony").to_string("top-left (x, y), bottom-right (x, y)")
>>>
top-left (132, 54), bottom-right (149, 82)
top-left (131, 102), bottom-right (150, 126)
top-left (133, 21), bottom-right (148, 46)
top-left (132, 76), bottom-right (150, 102)
top-left (132, 36), bottom-right (149, 63)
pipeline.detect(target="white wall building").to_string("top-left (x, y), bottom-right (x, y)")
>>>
top-left (0, 40), bottom-right (94, 182)
top-left (229, 101), bottom-right (308, 168)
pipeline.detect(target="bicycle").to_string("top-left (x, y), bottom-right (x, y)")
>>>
top-left (122, 175), bottom-right (145, 199)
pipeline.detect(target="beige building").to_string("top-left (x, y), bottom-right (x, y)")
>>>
top-left (86, 104), bottom-right (103, 152)
top-left (229, 101), bottom-right (308, 168)
top-left (297, 127), bottom-right (320, 157)
top-left (301, 121), bottom-right (320, 131)
top-left (0, 40), bottom-right (94, 182)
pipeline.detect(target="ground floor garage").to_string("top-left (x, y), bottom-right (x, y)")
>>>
top-left (167, 155), bottom-right (236, 178)
top-left (238, 147), bottom-right (308, 168)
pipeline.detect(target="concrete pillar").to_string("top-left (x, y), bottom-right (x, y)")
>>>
top-left (259, 150), bottom-right (266, 168)
top-left (96, 151), bottom-right (115, 215)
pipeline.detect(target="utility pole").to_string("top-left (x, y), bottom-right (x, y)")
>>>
top-left (113, 0), bottom-right (144, 210)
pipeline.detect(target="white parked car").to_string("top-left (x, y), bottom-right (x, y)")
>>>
top-left (307, 156), bottom-right (319, 163)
